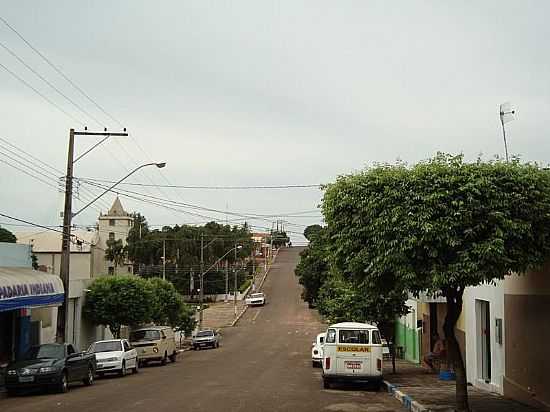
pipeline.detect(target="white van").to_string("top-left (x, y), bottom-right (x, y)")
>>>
top-left (321, 322), bottom-right (383, 390)
top-left (130, 326), bottom-right (177, 366)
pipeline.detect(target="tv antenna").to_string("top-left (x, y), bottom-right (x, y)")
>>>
top-left (499, 102), bottom-right (516, 162)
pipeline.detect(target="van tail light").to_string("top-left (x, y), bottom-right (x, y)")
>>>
top-left (377, 358), bottom-right (382, 371)
top-left (325, 357), bottom-right (331, 369)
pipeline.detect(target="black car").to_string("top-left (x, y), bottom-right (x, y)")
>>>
top-left (4, 343), bottom-right (96, 396)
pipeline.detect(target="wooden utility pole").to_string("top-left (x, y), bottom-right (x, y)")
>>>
top-left (57, 128), bottom-right (128, 343)
top-left (199, 233), bottom-right (204, 329)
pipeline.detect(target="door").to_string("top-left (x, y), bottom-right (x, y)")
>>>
top-left (476, 300), bottom-right (491, 382)
top-left (123, 340), bottom-right (136, 368)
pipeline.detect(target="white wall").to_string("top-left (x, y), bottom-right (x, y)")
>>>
top-left (463, 281), bottom-right (505, 394)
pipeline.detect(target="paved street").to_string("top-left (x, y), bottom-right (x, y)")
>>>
top-left (2, 247), bottom-right (404, 412)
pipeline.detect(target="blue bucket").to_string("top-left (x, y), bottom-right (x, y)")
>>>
top-left (439, 370), bottom-right (456, 381)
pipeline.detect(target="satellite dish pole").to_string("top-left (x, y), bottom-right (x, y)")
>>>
top-left (499, 102), bottom-right (516, 162)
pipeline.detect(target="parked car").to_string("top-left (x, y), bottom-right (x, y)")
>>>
top-left (88, 339), bottom-right (138, 377)
top-left (130, 326), bottom-right (177, 366)
top-left (311, 332), bottom-right (326, 367)
top-left (4, 343), bottom-right (96, 395)
top-left (192, 329), bottom-right (220, 350)
top-left (321, 322), bottom-right (383, 390)
top-left (245, 292), bottom-right (266, 306)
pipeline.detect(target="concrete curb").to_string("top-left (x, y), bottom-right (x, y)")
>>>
top-left (383, 380), bottom-right (453, 412)
top-left (230, 250), bottom-right (279, 327)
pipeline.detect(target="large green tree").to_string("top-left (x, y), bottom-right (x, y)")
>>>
top-left (148, 277), bottom-right (195, 328)
top-left (295, 227), bottom-right (330, 307)
top-left (322, 154), bottom-right (550, 411)
top-left (84, 276), bottom-right (157, 338)
top-left (0, 226), bottom-right (16, 243)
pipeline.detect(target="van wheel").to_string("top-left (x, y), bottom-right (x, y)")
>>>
top-left (323, 378), bottom-right (331, 389)
top-left (169, 351), bottom-right (177, 362)
top-left (371, 381), bottom-right (382, 392)
top-left (161, 352), bottom-right (168, 365)
top-left (133, 360), bottom-right (139, 373)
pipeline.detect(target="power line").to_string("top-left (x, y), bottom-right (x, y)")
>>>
top-left (78, 177), bottom-right (322, 190)
top-left (0, 40), bottom-right (104, 128)
top-left (0, 15), bottom-right (120, 128)
top-left (0, 212), bottom-right (105, 250)
top-left (0, 61), bottom-right (84, 125)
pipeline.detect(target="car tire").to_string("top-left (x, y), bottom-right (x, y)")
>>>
top-left (161, 352), bottom-right (168, 365)
top-left (83, 367), bottom-right (94, 386)
top-left (216, 342), bottom-right (219, 348)
top-left (371, 381), bottom-right (382, 392)
top-left (169, 352), bottom-right (177, 363)
top-left (323, 378), bottom-right (331, 390)
top-left (312, 361), bottom-right (316, 368)
top-left (133, 360), bottom-right (139, 373)
top-left (58, 371), bottom-right (69, 393)
top-left (6, 388), bottom-right (18, 397)
top-left (119, 361), bottom-right (126, 377)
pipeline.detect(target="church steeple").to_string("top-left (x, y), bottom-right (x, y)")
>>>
top-left (107, 196), bottom-right (127, 217)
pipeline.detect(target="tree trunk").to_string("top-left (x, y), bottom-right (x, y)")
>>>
top-left (443, 287), bottom-right (469, 412)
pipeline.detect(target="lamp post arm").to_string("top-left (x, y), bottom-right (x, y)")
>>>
top-left (202, 246), bottom-right (238, 277)
top-left (72, 162), bottom-right (158, 217)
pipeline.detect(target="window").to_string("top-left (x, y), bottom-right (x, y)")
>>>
top-left (67, 344), bottom-right (76, 355)
top-left (320, 336), bottom-right (324, 344)
top-left (371, 330), bottom-right (382, 344)
top-left (90, 341), bottom-right (123, 353)
top-left (123, 341), bottom-right (131, 352)
top-left (127, 266), bottom-right (132, 273)
top-left (325, 329), bottom-right (336, 344)
top-left (109, 219), bottom-right (116, 226)
top-left (130, 330), bottom-right (160, 342)
top-left (108, 232), bottom-right (115, 241)
top-left (339, 329), bottom-right (369, 344)
top-left (108, 267), bottom-right (114, 275)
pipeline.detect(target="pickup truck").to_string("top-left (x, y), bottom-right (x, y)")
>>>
top-left (4, 343), bottom-right (96, 395)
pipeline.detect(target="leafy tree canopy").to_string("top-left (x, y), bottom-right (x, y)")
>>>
top-left (303, 224), bottom-right (323, 241)
top-left (0, 226), bottom-right (16, 243)
top-left (84, 275), bottom-right (157, 338)
top-left (322, 154), bottom-right (550, 410)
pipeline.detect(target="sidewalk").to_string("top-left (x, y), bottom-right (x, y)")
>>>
top-left (201, 300), bottom-right (247, 329)
top-left (383, 359), bottom-right (544, 412)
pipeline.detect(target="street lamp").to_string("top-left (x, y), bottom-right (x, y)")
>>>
top-left (72, 162), bottom-right (165, 217)
top-left (56, 127), bottom-right (166, 343)
top-left (198, 244), bottom-right (242, 330)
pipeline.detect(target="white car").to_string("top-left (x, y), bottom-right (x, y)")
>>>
top-left (311, 332), bottom-right (325, 367)
top-left (88, 339), bottom-right (139, 377)
top-left (245, 292), bottom-right (266, 306)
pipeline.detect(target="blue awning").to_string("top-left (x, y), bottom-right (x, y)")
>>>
top-left (0, 267), bottom-right (64, 312)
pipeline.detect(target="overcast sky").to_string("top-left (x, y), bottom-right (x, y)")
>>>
top-left (1, 1), bottom-right (549, 242)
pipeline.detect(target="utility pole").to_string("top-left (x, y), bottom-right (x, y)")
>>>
top-left (57, 129), bottom-right (74, 343)
top-left (199, 233), bottom-right (204, 330)
top-left (225, 260), bottom-right (229, 302)
top-left (234, 243), bottom-right (238, 317)
top-left (162, 239), bottom-right (166, 280)
top-left (251, 244), bottom-right (256, 291)
top-left (57, 128), bottom-right (129, 343)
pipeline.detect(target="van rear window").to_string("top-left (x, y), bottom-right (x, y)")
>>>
top-left (339, 329), bottom-right (369, 344)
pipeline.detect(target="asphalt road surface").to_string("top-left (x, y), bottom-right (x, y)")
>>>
top-left (3, 247), bottom-right (404, 412)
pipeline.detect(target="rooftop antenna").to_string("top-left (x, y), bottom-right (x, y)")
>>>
top-left (499, 102), bottom-right (516, 162)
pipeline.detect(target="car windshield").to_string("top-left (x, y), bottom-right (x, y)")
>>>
top-left (251, 293), bottom-right (264, 298)
top-left (339, 329), bottom-right (369, 344)
top-left (197, 330), bottom-right (214, 337)
top-left (25, 344), bottom-right (65, 360)
top-left (130, 330), bottom-right (160, 341)
top-left (90, 341), bottom-right (122, 353)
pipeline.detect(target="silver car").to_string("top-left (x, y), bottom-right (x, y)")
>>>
top-left (192, 330), bottom-right (220, 350)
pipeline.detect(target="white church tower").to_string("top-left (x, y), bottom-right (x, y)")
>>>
top-left (97, 197), bottom-right (134, 274)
